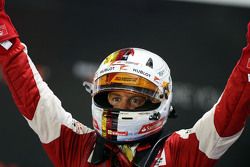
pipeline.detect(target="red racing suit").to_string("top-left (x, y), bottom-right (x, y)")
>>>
top-left (0, 1), bottom-right (249, 166)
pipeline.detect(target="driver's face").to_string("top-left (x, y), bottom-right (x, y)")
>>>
top-left (108, 91), bottom-right (147, 110)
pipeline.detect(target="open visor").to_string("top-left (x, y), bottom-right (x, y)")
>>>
top-left (94, 72), bottom-right (162, 100)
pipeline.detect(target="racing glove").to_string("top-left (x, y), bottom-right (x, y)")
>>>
top-left (238, 22), bottom-right (250, 73)
top-left (0, 0), bottom-right (19, 43)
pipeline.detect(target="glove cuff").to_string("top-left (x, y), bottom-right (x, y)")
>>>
top-left (0, 10), bottom-right (19, 43)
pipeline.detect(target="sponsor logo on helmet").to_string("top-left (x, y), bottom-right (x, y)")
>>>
top-left (154, 76), bottom-right (160, 85)
top-left (112, 61), bottom-right (139, 66)
top-left (158, 69), bottom-right (166, 77)
top-left (138, 118), bottom-right (164, 134)
top-left (133, 68), bottom-right (151, 78)
top-left (154, 76), bottom-right (160, 81)
top-left (138, 112), bottom-right (151, 115)
top-left (99, 66), bottom-right (115, 74)
top-left (119, 64), bottom-right (128, 70)
top-left (108, 130), bottom-right (128, 136)
top-left (112, 76), bottom-right (139, 84)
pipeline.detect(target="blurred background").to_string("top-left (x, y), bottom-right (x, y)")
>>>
top-left (0, 0), bottom-right (250, 166)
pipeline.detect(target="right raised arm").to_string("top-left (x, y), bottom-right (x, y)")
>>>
top-left (0, 1), bottom-right (94, 166)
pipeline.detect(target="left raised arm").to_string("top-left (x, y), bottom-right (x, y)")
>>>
top-left (213, 22), bottom-right (250, 138)
top-left (176, 22), bottom-right (250, 161)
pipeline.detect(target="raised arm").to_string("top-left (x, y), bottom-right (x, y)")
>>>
top-left (213, 23), bottom-right (250, 137)
top-left (0, 1), bottom-right (94, 166)
top-left (174, 22), bottom-right (250, 163)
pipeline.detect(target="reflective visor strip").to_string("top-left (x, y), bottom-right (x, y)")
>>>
top-left (94, 72), bottom-right (163, 100)
top-left (97, 85), bottom-right (157, 99)
top-left (94, 63), bottom-right (167, 95)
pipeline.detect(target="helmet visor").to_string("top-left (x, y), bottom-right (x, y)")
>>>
top-left (94, 72), bottom-right (161, 100)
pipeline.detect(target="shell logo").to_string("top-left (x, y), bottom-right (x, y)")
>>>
top-left (139, 118), bottom-right (164, 134)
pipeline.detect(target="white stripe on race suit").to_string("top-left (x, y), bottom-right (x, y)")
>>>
top-left (177, 103), bottom-right (243, 159)
top-left (23, 45), bottom-right (92, 143)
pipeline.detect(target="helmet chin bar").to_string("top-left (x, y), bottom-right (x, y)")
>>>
top-left (94, 109), bottom-right (167, 145)
top-left (91, 100), bottom-right (171, 143)
top-left (93, 107), bottom-right (174, 145)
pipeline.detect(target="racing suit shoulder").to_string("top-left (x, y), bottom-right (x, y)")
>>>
top-left (161, 131), bottom-right (217, 167)
top-left (162, 71), bottom-right (249, 167)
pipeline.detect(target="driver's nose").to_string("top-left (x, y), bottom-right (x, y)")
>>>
top-left (114, 100), bottom-right (134, 110)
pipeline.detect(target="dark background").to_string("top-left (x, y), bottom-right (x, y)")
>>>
top-left (0, 0), bottom-right (250, 166)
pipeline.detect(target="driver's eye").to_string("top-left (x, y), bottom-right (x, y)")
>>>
top-left (130, 96), bottom-right (146, 107)
top-left (108, 92), bottom-right (147, 109)
top-left (110, 96), bottom-right (121, 104)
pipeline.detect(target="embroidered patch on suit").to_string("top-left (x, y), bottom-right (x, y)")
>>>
top-left (72, 120), bottom-right (85, 134)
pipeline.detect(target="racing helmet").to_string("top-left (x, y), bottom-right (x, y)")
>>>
top-left (84, 48), bottom-right (173, 143)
